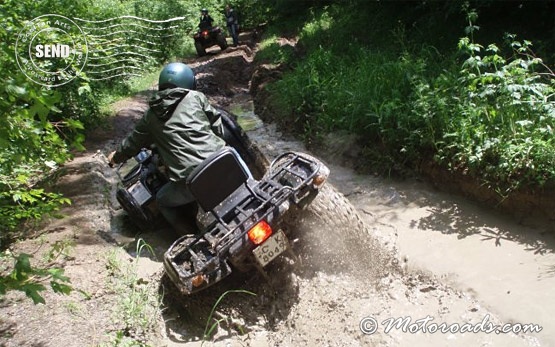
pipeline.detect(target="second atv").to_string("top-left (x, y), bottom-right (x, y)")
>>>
top-left (193, 25), bottom-right (228, 56)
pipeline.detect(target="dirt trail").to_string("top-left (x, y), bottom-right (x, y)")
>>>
top-left (0, 33), bottom-right (552, 347)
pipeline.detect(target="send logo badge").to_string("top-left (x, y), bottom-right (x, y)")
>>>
top-left (15, 14), bottom-right (88, 87)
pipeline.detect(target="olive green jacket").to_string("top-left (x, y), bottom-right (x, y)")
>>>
top-left (114, 88), bottom-right (225, 181)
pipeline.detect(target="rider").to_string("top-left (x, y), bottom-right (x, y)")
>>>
top-left (108, 62), bottom-right (226, 233)
top-left (199, 8), bottom-right (214, 31)
top-left (225, 4), bottom-right (239, 46)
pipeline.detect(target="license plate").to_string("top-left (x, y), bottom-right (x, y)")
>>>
top-left (129, 181), bottom-right (152, 205)
top-left (253, 230), bottom-right (289, 267)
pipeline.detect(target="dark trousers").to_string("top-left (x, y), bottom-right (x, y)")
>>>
top-left (228, 24), bottom-right (239, 46)
top-left (156, 179), bottom-right (195, 232)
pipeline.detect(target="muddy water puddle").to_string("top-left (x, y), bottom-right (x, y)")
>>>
top-left (230, 94), bottom-right (553, 346)
top-left (229, 100), bottom-right (264, 131)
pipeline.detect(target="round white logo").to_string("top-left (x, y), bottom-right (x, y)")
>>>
top-left (15, 14), bottom-right (88, 87)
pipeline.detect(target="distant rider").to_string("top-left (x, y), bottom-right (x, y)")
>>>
top-left (108, 63), bottom-right (225, 233)
top-left (199, 8), bottom-right (214, 31)
top-left (225, 4), bottom-right (239, 46)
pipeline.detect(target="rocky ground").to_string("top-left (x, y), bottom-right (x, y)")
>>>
top-left (0, 32), bottom-right (552, 347)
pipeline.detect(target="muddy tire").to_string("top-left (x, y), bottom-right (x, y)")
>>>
top-left (195, 41), bottom-right (206, 56)
top-left (217, 34), bottom-right (228, 50)
top-left (307, 184), bottom-right (367, 236)
top-left (115, 187), bottom-right (158, 232)
top-left (285, 182), bottom-right (394, 278)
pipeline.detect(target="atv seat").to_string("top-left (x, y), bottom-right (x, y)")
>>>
top-left (187, 147), bottom-right (255, 214)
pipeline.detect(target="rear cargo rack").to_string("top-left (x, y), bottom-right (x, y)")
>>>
top-left (167, 152), bottom-right (320, 291)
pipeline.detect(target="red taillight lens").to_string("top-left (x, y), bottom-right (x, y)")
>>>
top-left (192, 274), bottom-right (205, 287)
top-left (247, 221), bottom-right (273, 245)
top-left (203, 31), bottom-right (209, 36)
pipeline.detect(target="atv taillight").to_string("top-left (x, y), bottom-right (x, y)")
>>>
top-left (202, 30), bottom-right (209, 36)
top-left (192, 274), bottom-right (205, 287)
top-left (248, 220), bottom-right (273, 245)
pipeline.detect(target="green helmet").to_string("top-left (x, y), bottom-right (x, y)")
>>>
top-left (158, 63), bottom-right (196, 90)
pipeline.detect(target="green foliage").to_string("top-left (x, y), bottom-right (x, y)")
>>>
top-left (412, 32), bottom-right (555, 193)
top-left (99, 331), bottom-right (150, 347)
top-left (0, 189), bottom-right (70, 241)
top-left (0, 251), bottom-right (72, 304)
top-left (255, 34), bottom-right (296, 65)
top-left (264, 2), bottom-right (555, 195)
top-left (270, 46), bottom-right (421, 138)
top-left (104, 240), bottom-right (160, 344)
top-left (0, 11), bottom-right (79, 238)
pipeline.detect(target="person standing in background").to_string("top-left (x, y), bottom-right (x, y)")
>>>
top-left (225, 4), bottom-right (239, 46)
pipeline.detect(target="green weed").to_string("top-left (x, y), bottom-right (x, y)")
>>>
top-left (0, 251), bottom-right (72, 304)
top-left (103, 239), bottom-right (161, 345)
top-left (202, 289), bottom-right (256, 344)
top-left (99, 331), bottom-right (150, 347)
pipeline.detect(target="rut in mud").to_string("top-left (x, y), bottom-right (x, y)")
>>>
top-left (0, 33), bottom-right (552, 347)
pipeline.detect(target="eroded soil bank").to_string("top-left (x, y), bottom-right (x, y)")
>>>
top-left (1, 33), bottom-right (553, 347)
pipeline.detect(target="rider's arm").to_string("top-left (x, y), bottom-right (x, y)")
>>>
top-left (200, 94), bottom-right (224, 138)
top-left (113, 112), bottom-right (153, 163)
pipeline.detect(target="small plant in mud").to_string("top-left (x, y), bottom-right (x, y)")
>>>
top-left (202, 289), bottom-right (257, 345)
top-left (99, 331), bottom-right (150, 347)
top-left (0, 245), bottom-right (72, 304)
top-left (42, 237), bottom-right (75, 263)
top-left (103, 239), bottom-right (162, 345)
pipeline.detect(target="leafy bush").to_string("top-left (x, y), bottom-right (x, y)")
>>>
top-left (0, 9), bottom-right (78, 239)
top-left (265, 2), bottom-right (555, 195)
top-left (411, 32), bottom-right (555, 194)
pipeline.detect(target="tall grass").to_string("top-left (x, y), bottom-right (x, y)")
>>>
top-left (103, 239), bottom-right (161, 345)
top-left (269, 48), bottom-right (413, 137)
top-left (263, 3), bottom-right (555, 194)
